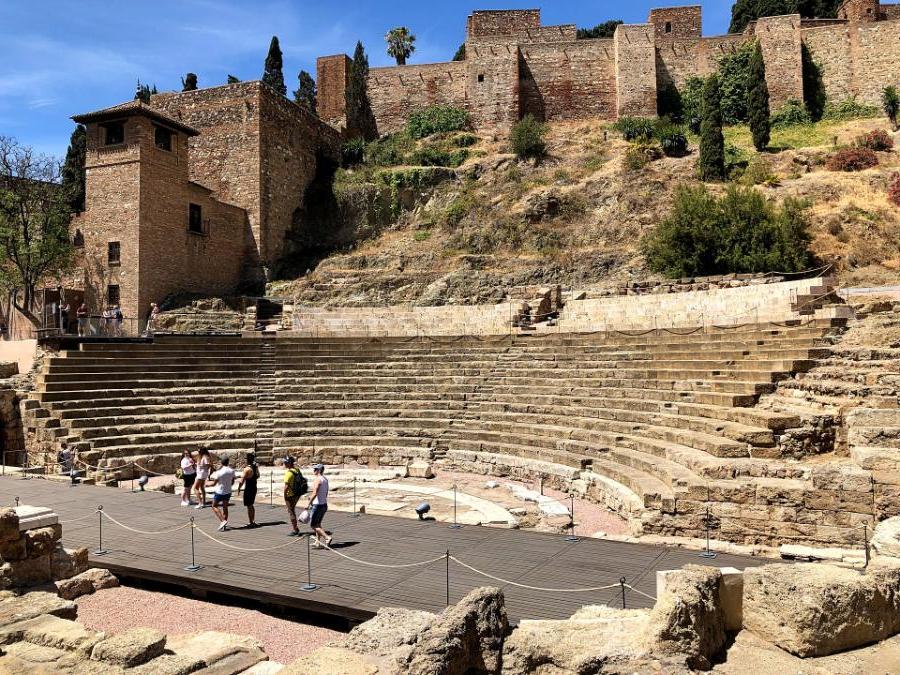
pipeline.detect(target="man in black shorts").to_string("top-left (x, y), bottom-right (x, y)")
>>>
top-left (236, 452), bottom-right (260, 528)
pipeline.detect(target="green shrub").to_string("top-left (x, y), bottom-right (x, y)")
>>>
top-left (888, 173), bottom-right (900, 207)
top-left (440, 193), bottom-right (475, 229)
top-left (413, 229), bottom-right (432, 242)
top-left (451, 133), bottom-right (478, 148)
top-left (624, 141), bottom-right (662, 171)
top-left (883, 86), bottom-right (900, 131)
top-left (822, 97), bottom-right (880, 121)
top-left (367, 133), bottom-right (414, 166)
top-left (826, 146), bottom-right (879, 171)
top-left (641, 184), bottom-right (813, 277)
top-left (614, 116), bottom-right (656, 142)
top-left (802, 44), bottom-right (826, 122)
top-left (855, 129), bottom-right (894, 151)
top-left (725, 142), bottom-right (751, 179)
top-left (681, 77), bottom-right (706, 134)
top-left (510, 114), bottom-right (548, 160)
top-left (747, 41), bottom-right (770, 151)
top-left (770, 99), bottom-right (812, 128)
top-left (407, 146), bottom-right (468, 167)
top-left (406, 105), bottom-right (470, 139)
top-left (739, 157), bottom-right (779, 186)
top-left (717, 42), bottom-right (755, 125)
top-left (654, 122), bottom-right (689, 157)
top-left (699, 74), bottom-right (726, 182)
top-left (341, 138), bottom-right (366, 167)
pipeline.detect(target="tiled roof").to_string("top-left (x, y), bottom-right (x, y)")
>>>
top-left (72, 99), bottom-right (200, 136)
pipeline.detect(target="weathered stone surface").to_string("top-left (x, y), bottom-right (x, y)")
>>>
top-left (407, 462), bottom-right (434, 479)
top-left (128, 653), bottom-right (206, 675)
top-left (79, 567), bottom-right (120, 591)
top-left (743, 563), bottom-right (900, 657)
top-left (874, 515), bottom-right (900, 559)
top-left (281, 646), bottom-right (377, 675)
top-left (24, 527), bottom-right (58, 558)
top-left (55, 574), bottom-right (95, 601)
top-left (0, 554), bottom-right (52, 589)
top-left (0, 591), bottom-right (77, 626)
top-left (647, 565), bottom-right (725, 669)
top-left (0, 536), bottom-right (26, 561)
top-left (0, 614), bottom-right (102, 653)
top-left (400, 587), bottom-right (508, 675)
top-left (167, 630), bottom-right (264, 668)
top-left (50, 546), bottom-right (89, 581)
top-left (0, 509), bottom-right (18, 543)
top-left (339, 607), bottom-right (435, 660)
top-left (91, 627), bottom-right (166, 667)
top-left (501, 605), bottom-right (653, 674)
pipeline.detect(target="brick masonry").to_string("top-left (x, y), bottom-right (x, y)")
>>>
top-left (319, 0), bottom-right (900, 132)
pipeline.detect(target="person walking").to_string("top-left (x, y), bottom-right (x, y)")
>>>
top-left (306, 464), bottom-right (332, 548)
top-left (144, 302), bottom-right (159, 337)
top-left (193, 448), bottom-right (212, 508)
top-left (236, 452), bottom-right (260, 528)
top-left (179, 449), bottom-right (196, 506)
top-left (282, 456), bottom-right (306, 536)
top-left (208, 457), bottom-right (236, 531)
top-left (76, 302), bottom-right (89, 337)
top-left (113, 305), bottom-right (124, 337)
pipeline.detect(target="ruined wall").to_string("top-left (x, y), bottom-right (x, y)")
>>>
top-left (518, 25), bottom-right (578, 43)
top-left (649, 6), bottom-right (703, 40)
top-left (839, 0), bottom-right (880, 22)
top-left (520, 40), bottom-right (617, 121)
top-left (802, 25), bottom-right (855, 102)
top-left (756, 15), bottom-right (804, 110)
top-left (614, 24), bottom-right (658, 117)
top-left (466, 40), bottom-right (521, 128)
top-left (367, 62), bottom-right (468, 134)
top-left (467, 10), bottom-right (540, 39)
top-left (316, 54), bottom-right (350, 128)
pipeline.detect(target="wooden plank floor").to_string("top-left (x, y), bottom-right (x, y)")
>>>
top-left (2, 476), bottom-right (776, 623)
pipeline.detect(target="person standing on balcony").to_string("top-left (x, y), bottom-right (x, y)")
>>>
top-left (76, 302), bottom-right (88, 337)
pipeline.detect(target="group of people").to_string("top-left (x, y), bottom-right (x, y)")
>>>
top-left (59, 302), bottom-right (124, 337)
top-left (178, 450), bottom-right (332, 547)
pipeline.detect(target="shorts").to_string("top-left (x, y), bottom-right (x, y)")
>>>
top-left (243, 487), bottom-right (257, 507)
top-left (309, 503), bottom-right (328, 528)
top-left (195, 471), bottom-right (210, 483)
top-left (182, 473), bottom-right (195, 489)
top-left (213, 493), bottom-right (231, 506)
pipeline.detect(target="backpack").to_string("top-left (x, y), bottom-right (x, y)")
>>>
top-left (289, 468), bottom-right (308, 496)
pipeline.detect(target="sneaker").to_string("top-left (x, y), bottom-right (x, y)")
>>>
top-left (288, 531), bottom-right (300, 537)
top-left (325, 535), bottom-right (334, 547)
top-left (180, 501), bottom-right (189, 507)
top-left (310, 538), bottom-right (323, 549)
top-left (194, 504), bottom-right (204, 510)
top-left (218, 521), bottom-right (227, 532)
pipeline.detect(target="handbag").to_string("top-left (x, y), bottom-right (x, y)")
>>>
top-left (299, 509), bottom-right (310, 524)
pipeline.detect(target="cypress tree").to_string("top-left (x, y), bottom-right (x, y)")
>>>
top-left (227, 74), bottom-right (240, 84)
top-left (699, 75), bottom-right (726, 182)
top-left (748, 41), bottom-right (770, 151)
top-left (181, 73), bottom-right (198, 91)
top-left (262, 36), bottom-right (287, 96)
top-left (346, 41), bottom-right (377, 140)
top-left (61, 125), bottom-right (87, 214)
top-left (294, 70), bottom-right (317, 114)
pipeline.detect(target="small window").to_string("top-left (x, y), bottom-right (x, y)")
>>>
top-left (102, 122), bottom-right (125, 146)
top-left (665, 22), bottom-right (672, 34)
top-left (154, 125), bottom-right (174, 152)
top-left (477, 73), bottom-right (485, 83)
top-left (188, 203), bottom-right (204, 234)
top-left (107, 241), bottom-right (121, 265)
top-left (107, 284), bottom-right (120, 306)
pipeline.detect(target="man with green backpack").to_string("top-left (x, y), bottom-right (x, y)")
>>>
top-left (282, 456), bottom-right (308, 536)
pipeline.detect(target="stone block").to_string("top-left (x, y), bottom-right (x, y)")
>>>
top-left (91, 628), bottom-right (167, 667)
top-left (56, 575), bottom-right (96, 601)
top-left (0, 510), bottom-right (18, 543)
top-left (0, 554), bottom-right (52, 589)
top-left (0, 591), bottom-right (77, 626)
top-left (3, 614), bottom-right (103, 653)
top-left (407, 462), bottom-right (434, 479)
top-left (282, 646), bottom-right (377, 675)
top-left (0, 535), bottom-right (26, 561)
top-left (79, 568), bottom-right (119, 591)
top-left (742, 563), bottom-right (900, 657)
top-left (24, 527), bottom-right (58, 558)
top-left (13, 506), bottom-right (57, 532)
top-left (51, 546), bottom-right (89, 580)
top-left (129, 653), bottom-right (206, 675)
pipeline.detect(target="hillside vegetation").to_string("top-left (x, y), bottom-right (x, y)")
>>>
top-left (272, 114), bottom-right (900, 306)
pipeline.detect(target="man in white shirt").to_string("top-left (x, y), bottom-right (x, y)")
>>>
top-left (207, 457), bottom-right (236, 531)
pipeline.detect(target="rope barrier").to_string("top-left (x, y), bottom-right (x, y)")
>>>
top-left (449, 556), bottom-right (622, 593)
top-left (322, 542), bottom-right (447, 569)
top-left (130, 461), bottom-right (167, 477)
top-left (623, 584), bottom-right (657, 602)
top-left (59, 510), bottom-right (100, 525)
top-left (191, 524), bottom-right (311, 552)
top-left (100, 510), bottom-right (192, 536)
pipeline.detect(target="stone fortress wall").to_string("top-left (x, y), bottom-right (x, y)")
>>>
top-left (318, 0), bottom-right (900, 134)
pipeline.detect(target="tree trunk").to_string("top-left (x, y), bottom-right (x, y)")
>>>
top-left (396, 55), bottom-right (406, 66)
top-left (13, 287), bottom-right (42, 329)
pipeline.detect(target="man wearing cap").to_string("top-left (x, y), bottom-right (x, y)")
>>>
top-left (307, 463), bottom-right (333, 549)
top-left (283, 457), bottom-right (305, 536)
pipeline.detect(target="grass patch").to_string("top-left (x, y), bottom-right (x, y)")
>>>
top-left (722, 120), bottom-right (844, 151)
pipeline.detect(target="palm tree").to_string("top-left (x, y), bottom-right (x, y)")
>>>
top-left (883, 86), bottom-right (900, 132)
top-left (386, 27), bottom-right (416, 66)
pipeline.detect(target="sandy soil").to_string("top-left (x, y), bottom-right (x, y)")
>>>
top-left (76, 585), bottom-right (341, 665)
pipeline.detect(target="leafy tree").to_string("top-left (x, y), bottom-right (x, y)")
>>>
top-left (642, 184), bottom-right (812, 277)
top-left (294, 70), bottom-right (317, 113)
top-left (801, 44), bottom-right (826, 122)
top-left (61, 125), bottom-right (86, 214)
top-left (748, 41), bottom-right (771, 151)
top-left (135, 80), bottom-right (156, 103)
top-left (699, 75), bottom-right (726, 182)
top-left (346, 41), bottom-right (378, 141)
top-left (181, 72), bottom-right (198, 91)
top-left (262, 36), bottom-right (287, 96)
top-left (883, 86), bottom-right (900, 131)
top-left (385, 27), bottom-right (416, 66)
top-left (453, 43), bottom-right (466, 61)
top-left (717, 42), bottom-right (754, 124)
top-left (227, 74), bottom-right (241, 84)
top-left (576, 20), bottom-right (623, 39)
top-left (0, 137), bottom-right (75, 327)
top-left (681, 76), bottom-right (706, 134)
top-left (510, 115), bottom-right (547, 160)
top-left (729, 0), bottom-right (842, 34)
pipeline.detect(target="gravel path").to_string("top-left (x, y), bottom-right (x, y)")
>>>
top-left (76, 586), bottom-right (341, 664)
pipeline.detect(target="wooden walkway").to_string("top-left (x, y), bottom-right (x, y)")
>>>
top-left (2, 476), bottom-right (775, 623)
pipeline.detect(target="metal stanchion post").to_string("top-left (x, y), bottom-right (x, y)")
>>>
top-left (351, 477), bottom-right (360, 518)
top-left (20, 450), bottom-right (28, 480)
top-left (449, 484), bottom-right (462, 530)
top-left (620, 577), bottom-right (627, 609)
top-left (863, 522), bottom-right (870, 569)
top-left (14, 497), bottom-right (19, 507)
top-left (445, 549), bottom-right (451, 607)
top-left (185, 517), bottom-right (202, 572)
top-left (269, 471), bottom-right (273, 506)
top-left (95, 506), bottom-right (109, 556)
top-left (301, 535), bottom-right (319, 591)
top-left (2, 450), bottom-right (5, 476)
top-left (700, 485), bottom-right (717, 559)
top-left (565, 493), bottom-right (579, 542)
top-left (130, 463), bottom-right (135, 493)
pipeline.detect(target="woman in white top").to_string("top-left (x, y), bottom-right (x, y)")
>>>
top-left (306, 464), bottom-right (333, 548)
top-left (179, 449), bottom-right (196, 506)
top-left (193, 448), bottom-right (212, 508)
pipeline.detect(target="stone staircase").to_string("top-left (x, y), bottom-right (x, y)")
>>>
top-left (254, 338), bottom-right (278, 464)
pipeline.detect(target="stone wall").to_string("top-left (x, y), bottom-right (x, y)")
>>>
top-left (467, 9), bottom-right (540, 39)
top-left (316, 54), bottom-right (350, 128)
top-left (368, 62), bottom-right (468, 135)
top-left (757, 15), bottom-right (804, 110)
top-left (614, 24), bottom-right (658, 117)
top-left (803, 25), bottom-right (855, 102)
top-left (466, 41), bottom-right (521, 128)
top-left (520, 40), bottom-right (617, 121)
top-left (649, 6), bottom-right (703, 40)
top-left (0, 506), bottom-right (87, 591)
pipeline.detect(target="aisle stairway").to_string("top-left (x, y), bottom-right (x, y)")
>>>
top-left (23, 316), bottom-right (879, 548)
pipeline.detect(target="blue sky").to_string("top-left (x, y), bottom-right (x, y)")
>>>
top-left (0, 1), bottom-right (735, 158)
